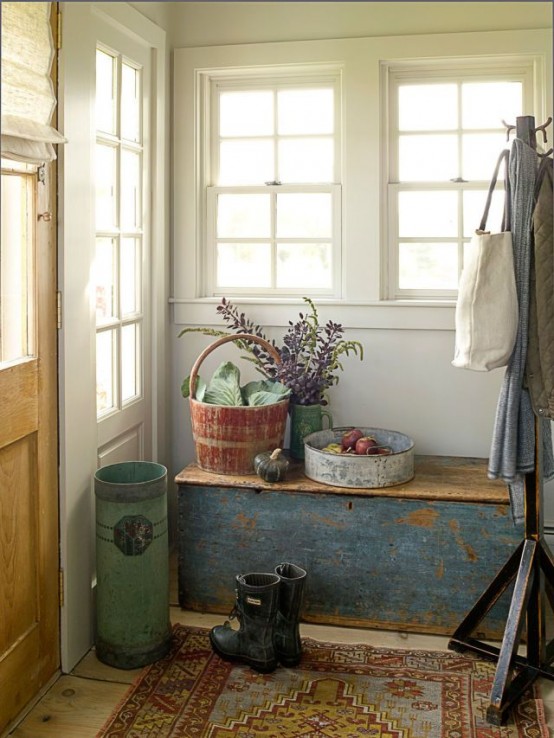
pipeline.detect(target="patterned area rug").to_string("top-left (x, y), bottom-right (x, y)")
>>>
top-left (97, 624), bottom-right (549, 737)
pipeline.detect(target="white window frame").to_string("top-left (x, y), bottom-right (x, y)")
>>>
top-left (206, 183), bottom-right (342, 297)
top-left (382, 56), bottom-right (537, 302)
top-left (199, 66), bottom-right (343, 298)
top-left (173, 31), bottom-right (550, 331)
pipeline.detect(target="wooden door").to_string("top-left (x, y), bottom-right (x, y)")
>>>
top-left (0, 159), bottom-right (59, 731)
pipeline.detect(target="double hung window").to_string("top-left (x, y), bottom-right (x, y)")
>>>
top-left (205, 71), bottom-right (342, 296)
top-left (386, 60), bottom-right (533, 300)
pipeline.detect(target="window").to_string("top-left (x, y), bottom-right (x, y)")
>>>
top-left (95, 47), bottom-right (144, 417)
top-left (0, 160), bottom-right (36, 364)
top-left (385, 60), bottom-right (533, 300)
top-left (204, 71), bottom-right (342, 297)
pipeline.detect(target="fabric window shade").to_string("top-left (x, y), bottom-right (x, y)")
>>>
top-left (1, 1), bottom-right (66, 164)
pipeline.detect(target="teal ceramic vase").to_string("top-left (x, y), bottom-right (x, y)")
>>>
top-left (289, 403), bottom-right (333, 460)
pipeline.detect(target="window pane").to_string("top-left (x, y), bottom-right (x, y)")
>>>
top-left (399, 191), bottom-right (457, 237)
top-left (276, 243), bottom-right (332, 288)
top-left (216, 243), bottom-right (271, 288)
top-left (276, 193), bottom-right (332, 238)
top-left (399, 243), bottom-right (458, 290)
top-left (96, 49), bottom-right (116, 135)
top-left (95, 237), bottom-right (116, 323)
top-left (121, 322), bottom-right (140, 403)
top-left (463, 189), bottom-right (506, 237)
top-left (121, 149), bottom-right (141, 230)
top-left (97, 330), bottom-right (115, 415)
top-left (220, 91), bottom-right (274, 137)
top-left (399, 135), bottom-right (458, 181)
top-left (462, 82), bottom-right (522, 129)
top-left (217, 194), bottom-right (271, 237)
top-left (96, 144), bottom-right (117, 229)
top-left (0, 172), bottom-right (34, 363)
top-left (121, 63), bottom-right (141, 143)
top-left (462, 133), bottom-right (509, 181)
top-left (121, 237), bottom-right (140, 316)
top-left (278, 138), bottom-right (334, 183)
top-left (278, 88), bottom-right (334, 134)
top-left (399, 85), bottom-right (458, 131)
top-left (219, 140), bottom-right (274, 185)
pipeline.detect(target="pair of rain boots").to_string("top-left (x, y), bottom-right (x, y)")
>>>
top-left (209, 562), bottom-right (307, 673)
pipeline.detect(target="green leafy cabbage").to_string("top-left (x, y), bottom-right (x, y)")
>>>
top-left (182, 362), bottom-right (290, 406)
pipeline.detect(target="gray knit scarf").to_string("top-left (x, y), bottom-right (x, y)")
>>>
top-left (488, 138), bottom-right (554, 524)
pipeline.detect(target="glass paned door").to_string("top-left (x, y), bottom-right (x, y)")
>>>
top-left (95, 46), bottom-right (143, 420)
top-left (93, 29), bottom-right (150, 466)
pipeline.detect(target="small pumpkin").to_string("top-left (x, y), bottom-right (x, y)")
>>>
top-left (254, 448), bottom-right (289, 483)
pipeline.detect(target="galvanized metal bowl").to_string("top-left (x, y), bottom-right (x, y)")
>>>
top-left (304, 427), bottom-right (415, 489)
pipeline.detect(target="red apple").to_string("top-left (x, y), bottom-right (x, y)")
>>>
top-left (341, 428), bottom-right (364, 451)
top-left (355, 436), bottom-right (378, 455)
top-left (375, 446), bottom-right (392, 455)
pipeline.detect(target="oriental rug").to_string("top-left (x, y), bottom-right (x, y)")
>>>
top-left (97, 625), bottom-right (549, 738)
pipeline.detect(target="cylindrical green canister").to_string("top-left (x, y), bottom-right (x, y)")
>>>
top-left (94, 461), bottom-right (171, 669)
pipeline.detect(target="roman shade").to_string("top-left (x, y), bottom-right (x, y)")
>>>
top-left (1, 1), bottom-right (66, 164)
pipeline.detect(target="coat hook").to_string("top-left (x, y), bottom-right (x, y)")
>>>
top-left (535, 116), bottom-right (552, 144)
top-left (501, 119), bottom-right (516, 142)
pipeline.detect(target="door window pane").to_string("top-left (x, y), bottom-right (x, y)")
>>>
top-left (95, 238), bottom-right (116, 323)
top-left (96, 144), bottom-right (117, 229)
top-left (399, 242), bottom-right (458, 290)
top-left (399, 135), bottom-right (458, 182)
top-left (278, 88), bottom-right (334, 135)
top-left (399, 191), bottom-right (458, 237)
top-left (96, 50), bottom-right (116, 135)
top-left (220, 91), bottom-right (274, 137)
top-left (121, 149), bottom-right (141, 230)
top-left (216, 243), bottom-right (271, 288)
top-left (0, 170), bottom-right (34, 363)
top-left (399, 84), bottom-right (458, 131)
top-left (278, 138), bottom-right (334, 183)
top-left (276, 243), bottom-right (332, 288)
top-left (121, 63), bottom-right (141, 143)
top-left (97, 330), bottom-right (115, 414)
top-left (121, 323), bottom-right (139, 402)
top-left (276, 193), bottom-right (332, 238)
top-left (121, 237), bottom-right (140, 316)
top-left (217, 194), bottom-right (271, 237)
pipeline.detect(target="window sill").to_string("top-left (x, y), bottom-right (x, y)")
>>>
top-left (170, 297), bottom-right (456, 332)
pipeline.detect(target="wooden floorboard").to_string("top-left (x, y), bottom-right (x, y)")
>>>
top-left (7, 675), bottom-right (129, 737)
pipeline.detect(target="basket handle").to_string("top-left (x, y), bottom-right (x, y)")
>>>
top-left (189, 333), bottom-right (282, 400)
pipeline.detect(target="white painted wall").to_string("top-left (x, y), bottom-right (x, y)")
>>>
top-left (166, 2), bottom-right (552, 48)
top-left (168, 3), bottom-right (554, 544)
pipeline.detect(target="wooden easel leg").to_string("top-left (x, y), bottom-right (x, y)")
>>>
top-left (486, 540), bottom-right (537, 725)
top-left (448, 540), bottom-right (525, 658)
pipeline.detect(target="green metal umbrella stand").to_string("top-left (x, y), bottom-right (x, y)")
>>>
top-left (94, 461), bottom-right (171, 669)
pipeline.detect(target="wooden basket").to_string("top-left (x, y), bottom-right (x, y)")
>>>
top-left (189, 334), bottom-right (289, 475)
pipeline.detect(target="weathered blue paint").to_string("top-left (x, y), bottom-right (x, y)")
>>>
top-left (177, 459), bottom-right (523, 638)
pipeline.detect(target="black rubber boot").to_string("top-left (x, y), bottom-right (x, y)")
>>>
top-left (274, 562), bottom-right (307, 667)
top-left (209, 572), bottom-right (280, 673)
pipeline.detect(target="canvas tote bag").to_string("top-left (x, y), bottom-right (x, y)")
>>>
top-left (452, 149), bottom-right (518, 371)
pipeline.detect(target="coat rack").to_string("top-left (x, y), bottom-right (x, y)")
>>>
top-left (448, 115), bottom-right (554, 726)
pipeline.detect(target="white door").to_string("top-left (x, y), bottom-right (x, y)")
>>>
top-left (59, 2), bottom-right (166, 671)
top-left (94, 27), bottom-right (151, 466)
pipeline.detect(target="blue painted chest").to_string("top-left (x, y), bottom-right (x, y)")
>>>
top-left (176, 456), bottom-right (523, 638)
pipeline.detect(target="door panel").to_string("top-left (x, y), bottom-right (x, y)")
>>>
top-left (0, 160), bottom-right (59, 731)
top-left (59, 2), bottom-right (166, 672)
